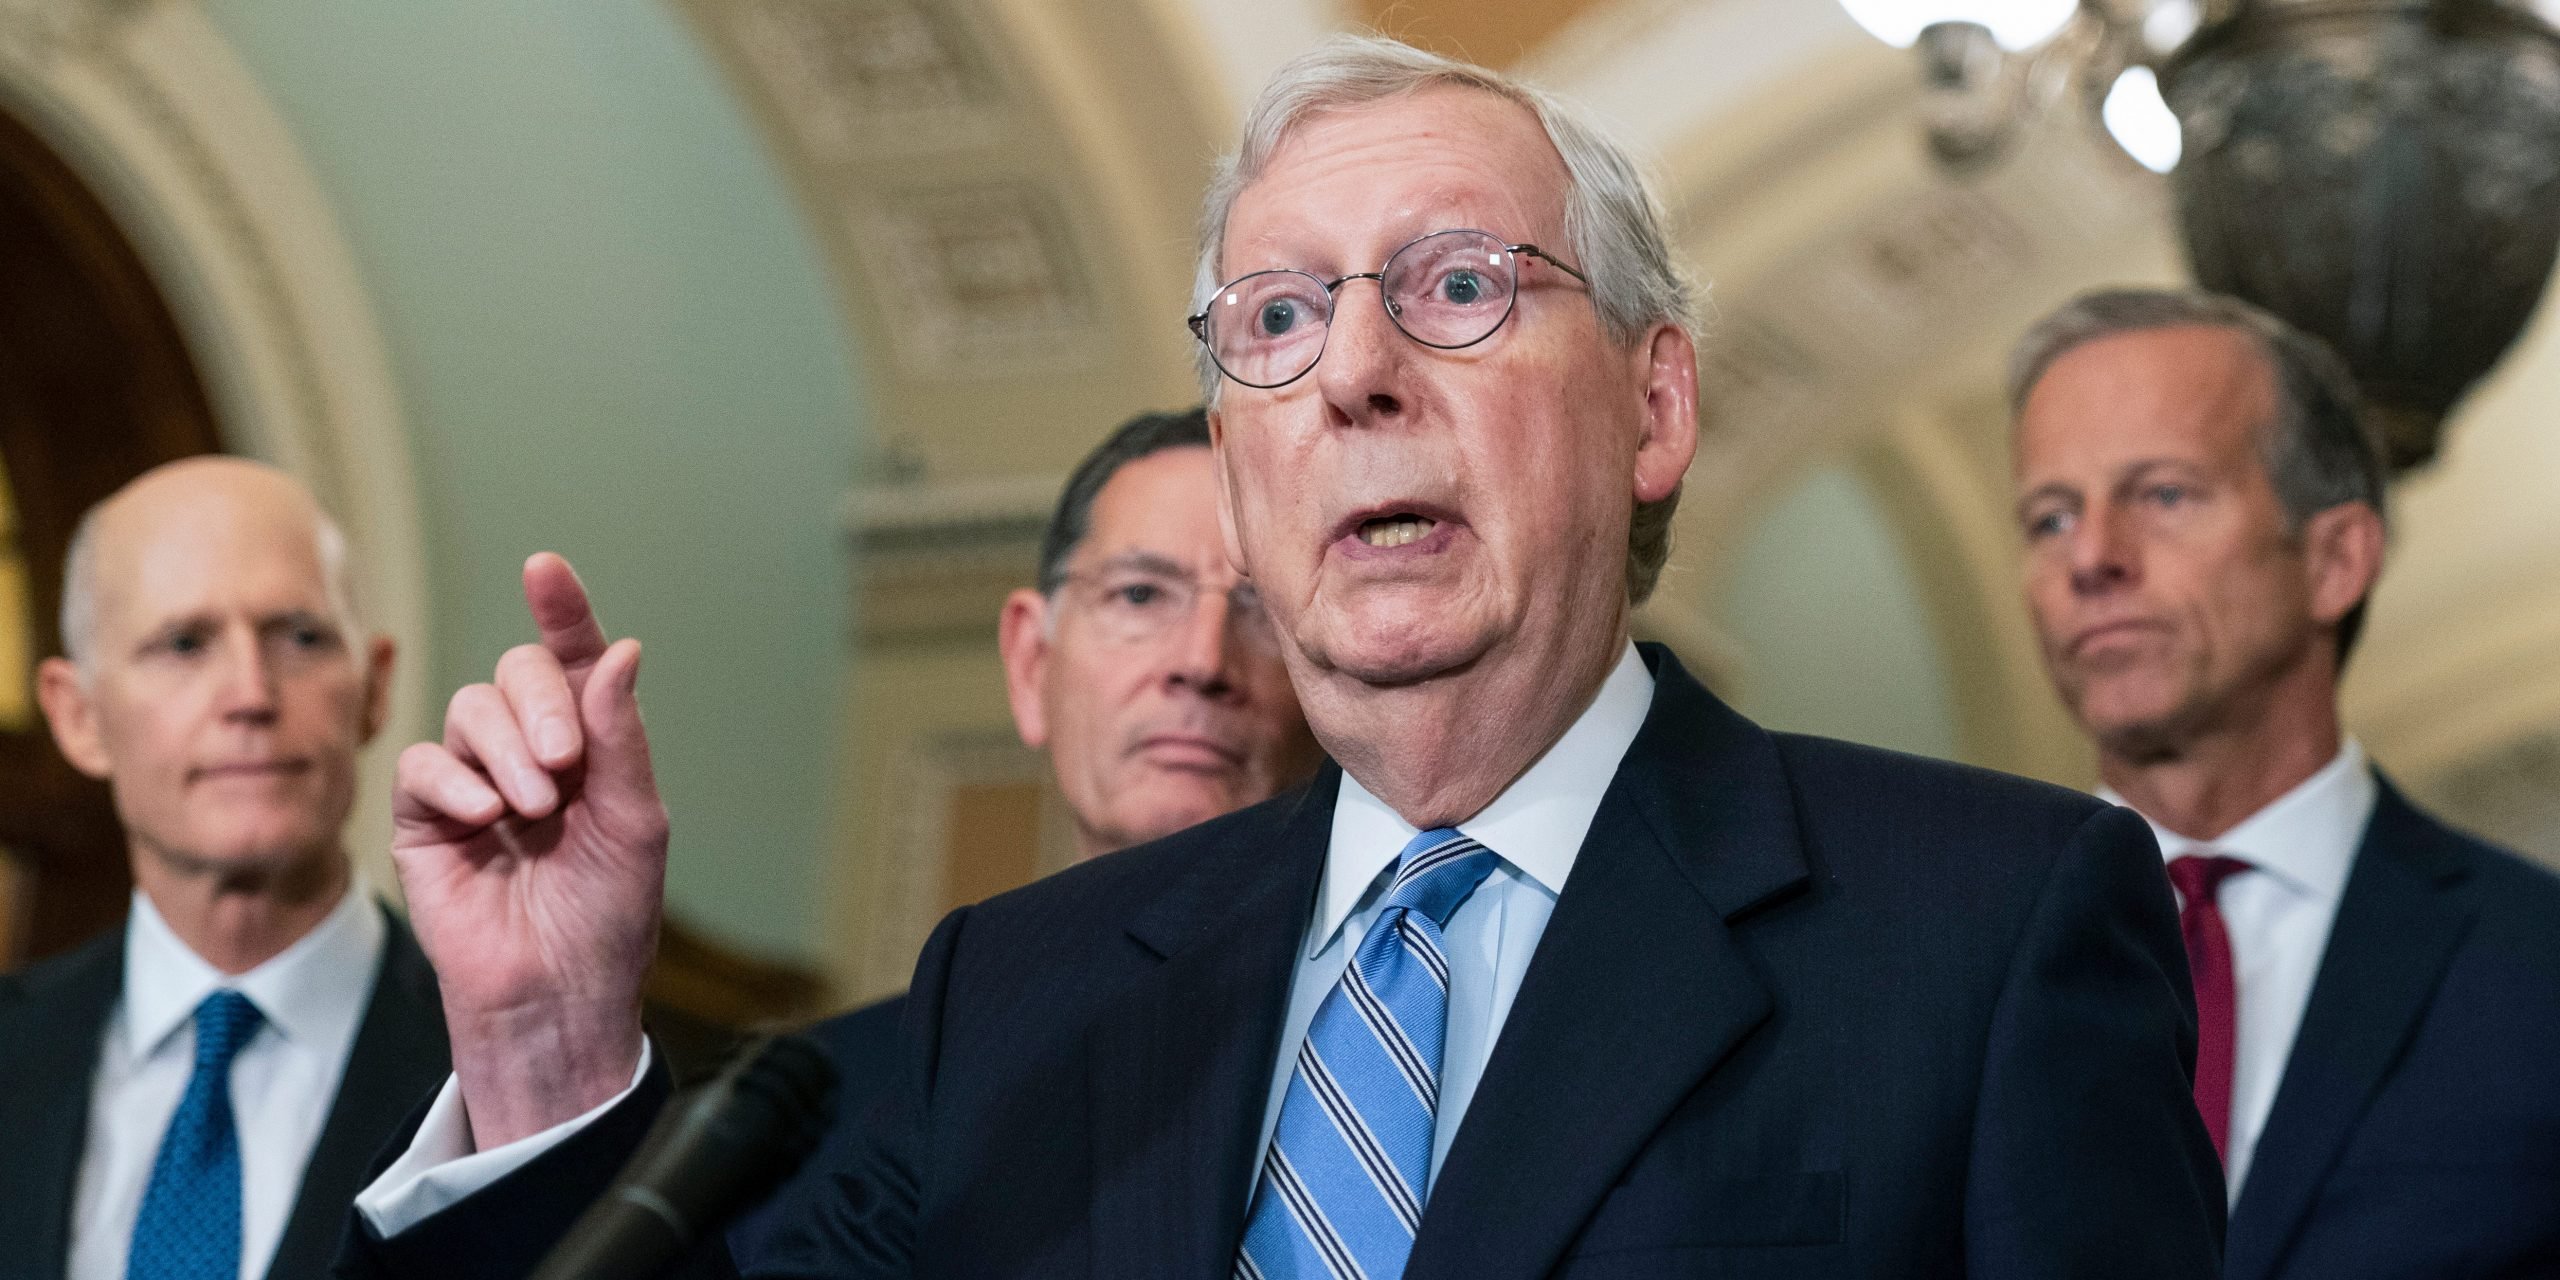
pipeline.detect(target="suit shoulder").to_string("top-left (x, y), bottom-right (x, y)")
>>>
top-left (958, 780), bottom-right (1311, 931)
top-left (1767, 731), bottom-right (2115, 842)
top-left (0, 927), bottom-right (119, 1010)
top-left (2438, 821), bottom-right (2560, 932)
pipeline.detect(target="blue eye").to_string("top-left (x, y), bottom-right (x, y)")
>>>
top-left (1440, 270), bottom-right (1486, 305)
top-left (1258, 299), bottom-right (1300, 337)
top-left (1117, 582), bottom-right (1163, 607)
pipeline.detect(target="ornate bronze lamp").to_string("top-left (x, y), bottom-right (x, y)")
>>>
top-left (1846, 0), bottom-right (2560, 470)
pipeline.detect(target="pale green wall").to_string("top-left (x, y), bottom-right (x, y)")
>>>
top-left (1717, 463), bottom-right (1962, 760)
top-left (204, 2), bottom-right (865, 962)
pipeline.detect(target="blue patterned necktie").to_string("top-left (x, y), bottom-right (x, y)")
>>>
top-left (129, 989), bottom-right (264, 1280)
top-left (1237, 829), bottom-right (1500, 1280)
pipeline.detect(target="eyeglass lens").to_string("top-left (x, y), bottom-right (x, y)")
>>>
top-left (1075, 570), bottom-right (1280, 652)
top-left (1198, 230), bottom-right (1525, 388)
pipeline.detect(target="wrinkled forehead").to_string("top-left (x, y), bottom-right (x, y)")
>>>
top-left (1223, 87), bottom-right (1573, 279)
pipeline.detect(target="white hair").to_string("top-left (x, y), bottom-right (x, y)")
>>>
top-left (58, 498), bottom-right (365, 671)
top-left (1194, 34), bottom-right (1698, 603)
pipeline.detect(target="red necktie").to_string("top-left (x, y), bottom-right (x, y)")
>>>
top-left (2166, 853), bottom-right (2251, 1163)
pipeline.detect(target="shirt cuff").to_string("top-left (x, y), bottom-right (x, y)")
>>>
top-left (353, 1037), bottom-right (653, 1238)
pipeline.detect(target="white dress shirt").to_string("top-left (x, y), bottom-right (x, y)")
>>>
top-left (2102, 739), bottom-right (2376, 1202)
top-left (1253, 641), bottom-right (1655, 1187)
top-left (70, 881), bottom-right (387, 1280)
top-left (360, 643), bottom-right (1658, 1240)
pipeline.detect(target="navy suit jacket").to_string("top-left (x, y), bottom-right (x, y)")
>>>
top-left (0, 903), bottom-right (449, 1280)
top-left (726, 995), bottom-right (909, 1266)
top-left (2225, 780), bottom-right (2560, 1280)
top-left (341, 646), bottom-right (2222, 1278)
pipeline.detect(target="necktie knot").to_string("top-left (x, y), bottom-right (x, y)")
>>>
top-left (2167, 853), bottom-right (2252, 904)
top-left (192, 990), bottom-right (264, 1073)
top-left (1385, 829), bottom-right (1500, 928)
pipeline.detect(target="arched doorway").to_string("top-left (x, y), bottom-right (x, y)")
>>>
top-left (0, 102), bottom-right (226, 968)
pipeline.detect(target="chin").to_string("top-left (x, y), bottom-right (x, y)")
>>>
top-left (171, 817), bottom-right (335, 877)
top-left (1307, 604), bottom-right (1495, 686)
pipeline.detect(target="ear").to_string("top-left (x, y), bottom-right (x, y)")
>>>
top-left (997, 588), bottom-right (1055, 750)
top-left (35, 656), bottom-right (113, 779)
top-left (1632, 324), bottom-right (1700, 504)
top-left (2302, 501), bottom-right (2387, 630)
top-left (1209, 405), bottom-right (1249, 576)
top-left (358, 634), bottom-right (398, 744)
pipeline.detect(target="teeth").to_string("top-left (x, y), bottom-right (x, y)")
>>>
top-left (1358, 516), bottom-right (1435, 548)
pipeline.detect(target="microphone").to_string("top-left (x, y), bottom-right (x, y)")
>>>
top-left (529, 1032), bottom-right (837, 1280)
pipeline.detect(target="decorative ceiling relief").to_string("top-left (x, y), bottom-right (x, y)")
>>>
top-left (685, 0), bottom-right (1216, 425)
top-left (723, 0), bottom-right (1007, 159)
top-left (859, 181), bottom-right (1100, 377)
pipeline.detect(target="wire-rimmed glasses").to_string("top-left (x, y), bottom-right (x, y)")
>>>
top-left (1187, 228), bottom-right (1590, 389)
top-left (1055, 563), bottom-right (1282, 654)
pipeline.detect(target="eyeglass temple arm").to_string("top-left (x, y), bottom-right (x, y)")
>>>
top-left (1510, 245), bottom-right (1589, 286)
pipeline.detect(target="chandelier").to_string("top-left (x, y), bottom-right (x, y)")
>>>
top-left (1843, 0), bottom-right (2560, 470)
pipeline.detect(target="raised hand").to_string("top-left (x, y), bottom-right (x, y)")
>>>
top-left (392, 553), bottom-right (670, 1149)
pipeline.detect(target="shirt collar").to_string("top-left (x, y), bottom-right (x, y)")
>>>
top-left (2100, 738), bottom-right (2375, 903)
top-left (119, 877), bottom-right (387, 1066)
top-left (1314, 642), bottom-right (1655, 958)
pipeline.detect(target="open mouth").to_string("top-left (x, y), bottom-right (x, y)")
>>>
top-left (1357, 514), bottom-right (1439, 548)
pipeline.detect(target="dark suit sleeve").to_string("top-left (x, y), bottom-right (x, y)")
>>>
top-left (332, 1054), bottom-right (689, 1280)
top-left (740, 908), bottom-right (971, 1279)
top-left (1964, 804), bottom-right (2226, 1278)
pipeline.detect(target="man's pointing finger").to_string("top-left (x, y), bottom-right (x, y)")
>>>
top-left (523, 551), bottom-right (610, 673)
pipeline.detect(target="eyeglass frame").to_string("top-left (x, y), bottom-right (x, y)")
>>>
top-left (1047, 559), bottom-right (1283, 654)
top-left (1186, 228), bottom-right (1592, 390)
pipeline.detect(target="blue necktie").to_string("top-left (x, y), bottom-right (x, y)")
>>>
top-left (129, 990), bottom-right (264, 1280)
top-left (1237, 829), bottom-right (1499, 1280)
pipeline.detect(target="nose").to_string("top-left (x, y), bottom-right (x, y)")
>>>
top-left (1313, 276), bottom-right (1406, 428)
top-left (218, 630), bottom-right (280, 724)
top-left (2065, 503), bottom-right (2138, 597)
top-left (1165, 588), bottom-right (1241, 701)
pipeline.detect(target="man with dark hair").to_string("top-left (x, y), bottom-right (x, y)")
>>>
top-left (1011, 407), bottom-right (1319, 858)
top-left (2012, 286), bottom-right (2560, 1279)
top-left (725, 406), bottom-right (1319, 1263)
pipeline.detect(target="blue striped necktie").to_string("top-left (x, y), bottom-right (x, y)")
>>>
top-left (129, 989), bottom-right (264, 1280)
top-left (1237, 829), bottom-right (1500, 1280)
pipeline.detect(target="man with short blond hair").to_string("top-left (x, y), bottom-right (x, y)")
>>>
top-left (2012, 286), bottom-right (2560, 1280)
top-left (0, 457), bottom-right (447, 1280)
top-left (346, 37), bottom-right (2218, 1279)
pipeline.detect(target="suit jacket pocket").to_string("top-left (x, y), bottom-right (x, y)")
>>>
top-left (1567, 1170), bottom-right (1844, 1257)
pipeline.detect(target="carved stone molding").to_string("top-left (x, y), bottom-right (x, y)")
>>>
top-left (843, 472), bottom-right (1059, 644)
top-left (857, 181), bottom-right (1101, 378)
top-left (720, 0), bottom-right (1009, 160)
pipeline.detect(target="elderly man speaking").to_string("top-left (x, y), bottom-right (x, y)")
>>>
top-left (344, 36), bottom-right (2220, 1280)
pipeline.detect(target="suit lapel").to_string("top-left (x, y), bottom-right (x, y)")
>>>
top-left (1088, 769), bottom-right (1336, 1278)
top-left (1409, 649), bottom-right (1809, 1280)
top-left (0, 931), bottom-right (124, 1279)
top-left (2225, 780), bottom-right (2474, 1280)
top-left (262, 905), bottom-right (450, 1280)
